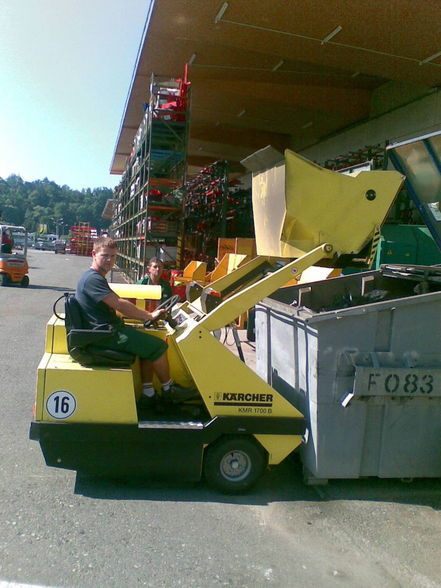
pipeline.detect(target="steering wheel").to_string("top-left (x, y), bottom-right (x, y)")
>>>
top-left (144, 294), bottom-right (180, 328)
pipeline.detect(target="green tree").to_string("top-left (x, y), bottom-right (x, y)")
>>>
top-left (0, 174), bottom-right (114, 233)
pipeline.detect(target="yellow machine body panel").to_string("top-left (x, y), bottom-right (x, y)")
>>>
top-left (254, 434), bottom-right (303, 465)
top-left (35, 353), bottom-right (52, 421)
top-left (165, 334), bottom-right (195, 389)
top-left (208, 253), bottom-right (248, 282)
top-left (283, 149), bottom-right (404, 255)
top-left (37, 354), bottom-right (139, 424)
top-left (253, 159), bottom-right (299, 258)
top-left (174, 260), bottom-right (208, 285)
top-left (45, 315), bottom-right (69, 354)
top-left (111, 283), bottom-right (161, 309)
top-left (253, 149), bottom-right (404, 258)
top-left (111, 283), bottom-right (161, 299)
top-left (39, 314), bottom-right (195, 423)
top-left (174, 322), bottom-right (303, 419)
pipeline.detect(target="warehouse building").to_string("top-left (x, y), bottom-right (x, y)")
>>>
top-left (109, 0), bottom-right (441, 279)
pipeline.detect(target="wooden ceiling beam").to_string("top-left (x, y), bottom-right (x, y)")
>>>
top-left (190, 123), bottom-right (290, 152)
top-left (193, 79), bottom-right (370, 118)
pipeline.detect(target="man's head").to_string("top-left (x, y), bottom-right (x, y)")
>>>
top-left (91, 236), bottom-right (118, 275)
top-left (93, 236), bottom-right (117, 251)
top-left (146, 257), bottom-right (164, 282)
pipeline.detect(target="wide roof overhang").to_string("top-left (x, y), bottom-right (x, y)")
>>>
top-left (110, 0), bottom-right (441, 176)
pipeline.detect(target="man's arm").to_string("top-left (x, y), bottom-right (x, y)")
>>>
top-left (102, 291), bottom-right (166, 322)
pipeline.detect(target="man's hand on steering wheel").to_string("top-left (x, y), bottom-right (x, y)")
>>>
top-left (144, 294), bottom-right (180, 328)
top-left (151, 307), bottom-right (167, 321)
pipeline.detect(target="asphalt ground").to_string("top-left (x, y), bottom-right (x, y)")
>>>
top-left (1, 249), bottom-right (441, 587)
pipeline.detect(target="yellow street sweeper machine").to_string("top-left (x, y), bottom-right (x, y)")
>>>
top-left (29, 149), bottom-right (403, 493)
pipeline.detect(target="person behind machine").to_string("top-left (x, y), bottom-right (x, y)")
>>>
top-left (1, 229), bottom-right (13, 253)
top-left (75, 236), bottom-right (195, 408)
top-left (137, 257), bottom-right (173, 303)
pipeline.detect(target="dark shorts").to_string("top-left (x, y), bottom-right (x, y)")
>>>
top-left (103, 325), bottom-right (168, 361)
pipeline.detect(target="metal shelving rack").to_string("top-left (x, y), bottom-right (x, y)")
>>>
top-left (111, 70), bottom-right (191, 280)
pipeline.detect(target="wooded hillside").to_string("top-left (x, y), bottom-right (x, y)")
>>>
top-left (0, 175), bottom-right (113, 233)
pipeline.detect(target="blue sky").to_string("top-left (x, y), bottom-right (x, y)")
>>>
top-left (0, 0), bottom-right (149, 190)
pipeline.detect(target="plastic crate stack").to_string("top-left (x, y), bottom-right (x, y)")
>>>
top-left (182, 161), bottom-right (253, 268)
top-left (70, 225), bottom-right (97, 256)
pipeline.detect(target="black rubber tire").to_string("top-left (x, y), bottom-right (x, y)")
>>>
top-left (204, 435), bottom-right (267, 494)
top-left (20, 275), bottom-right (30, 287)
top-left (0, 273), bottom-right (10, 286)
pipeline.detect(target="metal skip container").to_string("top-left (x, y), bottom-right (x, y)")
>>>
top-left (256, 265), bottom-right (441, 483)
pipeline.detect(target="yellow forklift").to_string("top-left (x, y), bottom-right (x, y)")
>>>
top-left (0, 225), bottom-right (29, 287)
top-left (29, 150), bottom-right (404, 492)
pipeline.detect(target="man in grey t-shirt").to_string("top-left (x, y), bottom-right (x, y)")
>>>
top-left (76, 236), bottom-right (196, 408)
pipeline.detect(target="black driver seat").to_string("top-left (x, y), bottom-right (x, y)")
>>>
top-left (63, 293), bottom-right (135, 368)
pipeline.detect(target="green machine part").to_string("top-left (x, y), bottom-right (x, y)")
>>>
top-left (373, 224), bottom-right (441, 268)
